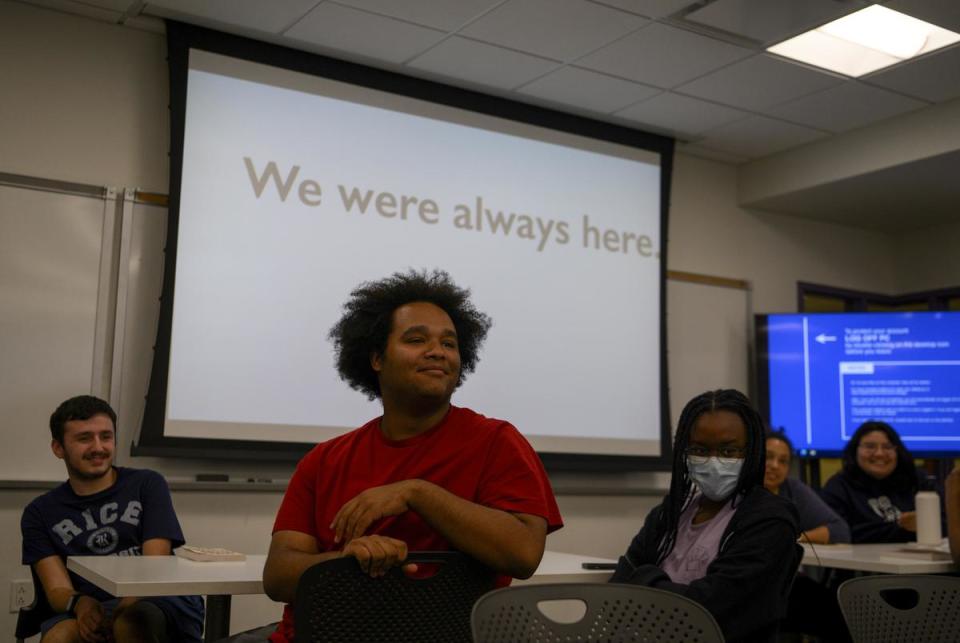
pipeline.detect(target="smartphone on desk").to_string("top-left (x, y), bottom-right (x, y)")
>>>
top-left (582, 562), bottom-right (618, 570)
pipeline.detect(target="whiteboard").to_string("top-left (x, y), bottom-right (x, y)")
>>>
top-left (666, 276), bottom-right (752, 429)
top-left (0, 181), bottom-right (115, 480)
top-left (113, 198), bottom-right (167, 457)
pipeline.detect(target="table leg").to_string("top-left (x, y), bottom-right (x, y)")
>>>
top-left (204, 594), bottom-right (232, 642)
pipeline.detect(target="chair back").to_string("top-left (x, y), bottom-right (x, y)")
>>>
top-left (837, 574), bottom-right (960, 643)
top-left (293, 551), bottom-right (494, 643)
top-left (471, 582), bottom-right (725, 643)
top-left (15, 565), bottom-right (53, 643)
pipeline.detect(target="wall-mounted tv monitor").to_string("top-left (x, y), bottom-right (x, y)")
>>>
top-left (756, 311), bottom-right (960, 457)
top-left (135, 21), bottom-right (674, 470)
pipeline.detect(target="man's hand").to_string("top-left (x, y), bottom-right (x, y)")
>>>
top-left (109, 596), bottom-right (139, 631)
top-left (341, 535), bottom-right (416, 577)
top-left (898, 511), bottom-right (917, 532)
top-left (948, 465), bottom-right (960, 499)
top-left (74, 594), bottom-right (108, 642)
top-left (331, 481), bottom-right (415, 544)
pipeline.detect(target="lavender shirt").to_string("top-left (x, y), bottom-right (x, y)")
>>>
top-left (661, 494), bottom-right (738, 585)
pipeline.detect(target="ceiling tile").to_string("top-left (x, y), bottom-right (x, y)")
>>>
top-left (676, 142), bottom-right (750, 165)
top-left (332, 0), bottom-right (503, 32)
top-left (677, 54), bottom-right (843, 110)
top-left (886, 0), bottom-right (960, 32)
top-left (589, 0), bottom-right (696, 19)
top-left (765, 82), bottom-right (928, 133)
top-left (864, 45), bottom-right (960, 103)
top-left (122, 14), bottom-right (166, 33)
top-left (407, 36), bottom-right (558, 90)
top-left (285, 3), bottom-right (446, 65)
top-left (616, 92), bottom-right (749, 137)
top-left (24, 0), bottom-right (121, 22)
top-left (460, 0), bottom-right (646, 61)
top-left (578, 23), bottom-right (752, 88)
top-left (146, 0), bottom-right (319, 33)
top-left (81, 0), bottom-right (141, 12)
top-left (682, 0), bottom-right (866, 44)
top-left (694, 114), bottom-right (827, 158)
top-left (517, 66), bottom-right (660, 114)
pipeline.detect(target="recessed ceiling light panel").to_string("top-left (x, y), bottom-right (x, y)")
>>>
top-left (767, 4), bottom-right (960, 77)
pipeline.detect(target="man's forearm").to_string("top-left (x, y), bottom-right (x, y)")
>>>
top-left (947, 472), bottom-right (960, 564)
top-left (48, 586), bottom-right (77, 613)
top-left (800, 525), bottom-right (831, 544)
top-left (406, 479), bottom-right (545, 578)
top-left (263, 548), bottom-right (342, 603)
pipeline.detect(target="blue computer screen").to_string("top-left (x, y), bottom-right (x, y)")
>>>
top-left (759, 311), bottom-right (960, 456)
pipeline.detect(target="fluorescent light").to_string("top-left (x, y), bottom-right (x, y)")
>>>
top-left (768, 4), bottom-right (960, 78)
top-left (822, 5), bottom-right (929, 59)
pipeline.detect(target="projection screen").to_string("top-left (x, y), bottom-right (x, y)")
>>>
top-left (138, 23), bottom-right (674, 469)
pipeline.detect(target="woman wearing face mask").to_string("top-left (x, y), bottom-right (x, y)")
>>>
top-left (822, 420), bottom-right (936, 543)
top-left (765, 429), bottom-right (850, 544)
top-left (611, 389), bottom-right (801, 643)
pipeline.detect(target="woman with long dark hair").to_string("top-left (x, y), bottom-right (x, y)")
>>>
top-left (611, 389), bottom-right (801, 643)
top-left (822, 420), bottom-right (936, 543)
top-left (765, 429), bottom-right (849, 543)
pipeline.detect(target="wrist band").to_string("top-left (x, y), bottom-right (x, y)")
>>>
top-left (65, 593), bottom-right (84, 614)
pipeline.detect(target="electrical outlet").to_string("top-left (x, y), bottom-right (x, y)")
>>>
top-left (9, 579), bottom-right (32, 613)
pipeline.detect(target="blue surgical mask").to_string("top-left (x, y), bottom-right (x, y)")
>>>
top-left (687, 456), bottom-right (743, 501)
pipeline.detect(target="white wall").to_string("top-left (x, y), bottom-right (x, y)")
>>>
top-left (0, 2), bottom-right (913, 637)
top-left (896, 220), bottom-right (960, 293)
top-left (670, 154), bottom-right (897, 312)
top-left (0, 1), bottom-right (169, 192)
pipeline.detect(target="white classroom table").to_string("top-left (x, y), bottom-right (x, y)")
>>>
top-left (68, 554), bottom-right (266, 642)
top-left (68, 550), bottom-right (616, 640)
top-left (521, 550), bottom-right (617, 584)
top-left (800, 542), bottom-right (958, 574)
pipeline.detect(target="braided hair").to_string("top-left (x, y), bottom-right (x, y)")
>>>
top-left (653, 389), bottom-right (767, 564)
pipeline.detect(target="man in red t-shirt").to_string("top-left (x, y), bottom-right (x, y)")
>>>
top-left (262, 269), bottom-right (563, 643)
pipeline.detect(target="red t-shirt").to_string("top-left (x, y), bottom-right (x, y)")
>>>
top-left (269, 405), bottom-right (563, 643)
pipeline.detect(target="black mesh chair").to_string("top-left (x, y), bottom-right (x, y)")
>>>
top-left (293, 551), bottom-right (495, 643)
top-left (471, 582), bottom-right (725, 643)
top-left (837, 574), bottom-right (960, 643)
top-left (16, 566), bottom-right (53, 643)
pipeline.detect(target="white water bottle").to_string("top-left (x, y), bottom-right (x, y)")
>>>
top-left (915, 490), bottom-right (942, 545)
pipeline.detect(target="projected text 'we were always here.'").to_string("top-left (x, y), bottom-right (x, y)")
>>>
top-left (242, 157), bottom-right (658, 257)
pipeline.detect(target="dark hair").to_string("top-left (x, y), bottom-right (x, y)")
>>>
top-left (765, 428), bottom-right (794, 462)
top-left (655, 389), bottom-right (766, 564)
top-left (842, 420), bottom-right (917, 492)
top-left (328, 269), bottom-right (492, 400)
top-left (49, 395), bottom-right (117, 443)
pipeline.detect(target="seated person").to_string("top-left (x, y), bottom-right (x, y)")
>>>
top-left (20, 395), bottom-right (204, 643)
top-left (765, 432), bottom-right (851, 641)
top-left (764, 429), bottom-right (850, 543)
top-left (261, 269), bottom-right (563, 643)
top-left (948, 464), bottom-right (960, 564)
top-left (822, 420), bottom-right (936, 543)
top-left (611, 389), bottom-right (801, 643)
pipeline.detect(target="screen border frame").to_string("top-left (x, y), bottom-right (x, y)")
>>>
top-left (755, 310), bottom-right (960, 458)
top-left (134, 19), bottom-right (675, 472)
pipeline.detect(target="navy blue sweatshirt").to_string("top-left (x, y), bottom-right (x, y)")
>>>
top-left (821, 468), bottom-right (935, 543)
